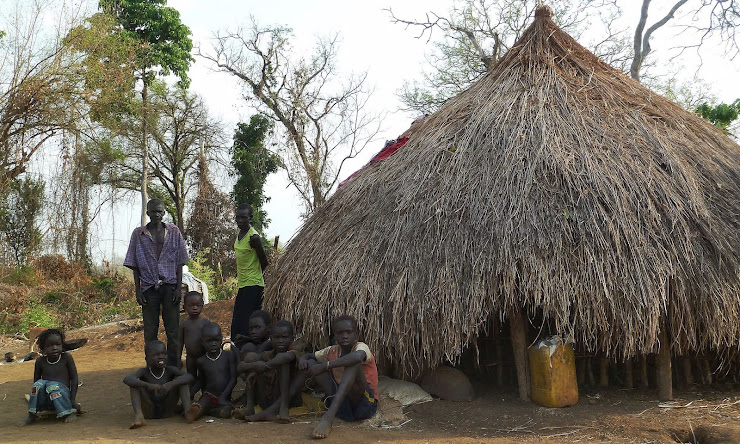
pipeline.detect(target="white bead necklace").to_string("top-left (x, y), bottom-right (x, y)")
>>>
top-left (206, 350), bottom-right (222, 362)
top-left (149, 367), bottom-right (165, 380)
top-left (46, 354), bottom-right (61, 365)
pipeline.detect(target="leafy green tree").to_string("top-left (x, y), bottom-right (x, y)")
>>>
top-left (695, 100), bottom-right (740, 135)
top-left (0, 176), bottom-right (44, 265)
top-left (98, 0), bottom-right (193, 225)
top-left (231, 114), bottom-right (280, 231)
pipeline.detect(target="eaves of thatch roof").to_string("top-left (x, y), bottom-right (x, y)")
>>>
top-left (265, 6), bottom-right (740, 376)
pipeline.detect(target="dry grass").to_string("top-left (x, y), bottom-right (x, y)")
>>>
top-left (265, 6), bottom-right (740, 377)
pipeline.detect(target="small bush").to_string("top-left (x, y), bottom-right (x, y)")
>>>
top-left (1, 264), bottom-right (40, 286)
top-left (19, 301), bottom-right (57, 332)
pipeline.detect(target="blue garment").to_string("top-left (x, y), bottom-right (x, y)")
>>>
top-left (327, 384), bottom-right (378, 422)
top-left (28, 379), bottom-right (76, 418)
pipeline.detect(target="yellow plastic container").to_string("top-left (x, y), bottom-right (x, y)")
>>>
top-left (528, 336), bottom-right (579, 407)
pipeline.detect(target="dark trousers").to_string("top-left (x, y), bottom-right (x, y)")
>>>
top-left (230, 285), bottom-right (264, 340)
top-left (142, 284), bottom-right (180, 366)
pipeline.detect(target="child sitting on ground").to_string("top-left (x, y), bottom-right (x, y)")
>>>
top-left (123, 340), bottom-right (194, 428)
top-left (234, 320), bottom-right (303, 421)
top-left (298, 315), bottom-right (379, 439)
top-left (185, 322), bottom-right (237, 421)
top-left (22, 328), bottom-right (81, 425)
top-left (239, 310), bottom-right (273, 358)
top-left (177, 291), bottom-right (210, 394)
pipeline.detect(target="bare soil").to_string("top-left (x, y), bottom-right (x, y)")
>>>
top-left (1, 300), bottom-right (738, 443)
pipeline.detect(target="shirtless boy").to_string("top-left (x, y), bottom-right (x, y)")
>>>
top-left (177, 291), bottom-right (209, 393)
top-left (185, 322), bottom-right (237, 421)
top-left (123, 340), bottom-right (194, 428)
top-left (239, 310), bottom-right (273, 358)
top-left (298, 315), bottom-right (379, 439)
top-left (235, 320), bottom-right (303, 421)
top-left (22, 328), bottom-right (81, 425)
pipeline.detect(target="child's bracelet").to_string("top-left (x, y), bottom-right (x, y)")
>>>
top-left (326, 361), bottom-right (330, 371)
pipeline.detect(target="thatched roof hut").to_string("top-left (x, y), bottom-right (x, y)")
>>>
top-left (265, 6), bottom-right (740, 379)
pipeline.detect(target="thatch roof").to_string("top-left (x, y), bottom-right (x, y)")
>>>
top-left (265, 6), bottom-right (740, 376)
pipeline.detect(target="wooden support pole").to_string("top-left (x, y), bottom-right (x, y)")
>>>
top-left (586, 357), bottom-right (595, 386)
top-left (495, 336), bottom-right (504, 387)
top-left (656, 326), bottom-right (673, 401)
top-left (682, 357), bottom-right (694, 386)
top-left (599, 357), bottom-right (609, 388)
top-left (624, 358), bottom-right (634, 389)
top-left (639, 355), bottom-right (649, 389)
top-left (701, 359), bottom-right (713, 386)
top-left (509, 309), bottom-right (530, 401)
top-left (576, 357), bottom-right (586, 386)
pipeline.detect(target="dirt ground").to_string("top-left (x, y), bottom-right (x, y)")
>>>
top-left (1, 301), bottom-right (739, 443)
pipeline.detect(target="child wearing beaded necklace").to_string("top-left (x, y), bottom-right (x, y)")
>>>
top-left (21, 328), bottom-right (81, 425)
top-left (123, 340), bottom-right (195, 428)
top-left (185, 322), bottom-right (237, 422)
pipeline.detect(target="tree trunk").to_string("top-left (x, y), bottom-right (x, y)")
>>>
top-left (656, 326), bottom-right (673, 401)
top-left (509, 309), bottom-right (530, 401)
top-left (140, 80), bottom-right (149, 226)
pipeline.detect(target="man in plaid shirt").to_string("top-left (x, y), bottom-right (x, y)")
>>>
top-left (124, 199), bottom-right (189, 367)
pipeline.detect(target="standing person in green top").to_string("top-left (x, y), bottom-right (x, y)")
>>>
top-left (232, 203), bottom-right (269, 347)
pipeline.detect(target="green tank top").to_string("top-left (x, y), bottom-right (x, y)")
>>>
top-left (234, 226), bottom-right (265, 288)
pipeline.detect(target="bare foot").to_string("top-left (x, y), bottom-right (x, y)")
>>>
top-left (18, 414), bottom-right (36, 426)
top-left (244, 410), bottom-right (276, 422)
top-left (129, 412), bottom-right (146, 429)
top-left (184, 403), bottom-right (201, 423)
top-left (63, 414), bottom-right (78, 423)
top-left (276, 415), bottom-right (292, 424)
top-left (311, 418), bottom-right (332, 439)
top-left (278, 404), bottom-right (290, 419)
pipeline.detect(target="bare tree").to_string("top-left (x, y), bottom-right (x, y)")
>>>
top-left (630, 0), bottom-right (740, 81)
top-left (200, 21), bottom-right (382, 215)
top-left (115, 81), bottom-right (225, 231)
top-left (0, 0), bottom-right (89, 191)
top-left (388, 0), bottom-right (625, 113)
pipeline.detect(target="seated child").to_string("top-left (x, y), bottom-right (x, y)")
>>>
top-left (22, 328), bottom-right (81, 425)
top-left (123, 340), bottom-right (194, 428)
top-left (298, 315), bottom-right (379, 439)
top-left (185, 322), bottom-right (237, 421)
top-left (177, 291), bottom-right (210, 394)
top-left (234, 320), bottom-right (303, 421)
top-left (239, 310), bottom-right (273, 358)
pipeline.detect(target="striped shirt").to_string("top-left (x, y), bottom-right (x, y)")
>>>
top-left (124, 223), bottom-right (189, 292)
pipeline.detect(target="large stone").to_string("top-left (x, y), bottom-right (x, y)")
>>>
top-left (419, 366), bottom-right (475, 402)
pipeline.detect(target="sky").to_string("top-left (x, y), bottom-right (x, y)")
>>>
top-left (25, 0), bottom-right (740, 263)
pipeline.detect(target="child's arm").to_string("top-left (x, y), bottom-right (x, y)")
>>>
top-left (219, 350), bottom-right (238, 404)
top-left (308, 350), bottom-right (367, 377)
top-left (265, 351), bottom-right (297, 368)
top-left (177, 322), bottom-right (185, 368)
top-left (123, 368), bottom-right (155, 390)
top-left (66, 355), bottom-right (79, 407)
top-left (161, 365), bottom-right (194, 394)
top-left (297, 352), bottom-right (316, 370)
top-left (33, 358), bottom-right (42, 382)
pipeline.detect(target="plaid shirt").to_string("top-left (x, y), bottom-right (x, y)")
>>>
top-left (123, 223), bottom-right (189, 292)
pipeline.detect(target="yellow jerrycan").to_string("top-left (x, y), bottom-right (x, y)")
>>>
top-left (528, 336), bottom-right (578, 407)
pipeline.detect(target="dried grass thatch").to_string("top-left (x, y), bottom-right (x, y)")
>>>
top-left (265, 6), bottom-right (740, 376)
